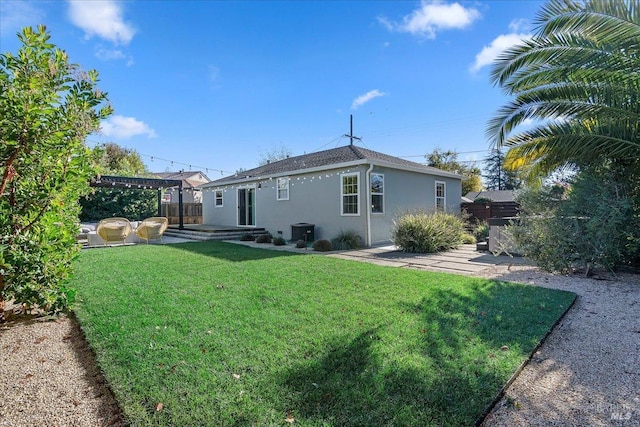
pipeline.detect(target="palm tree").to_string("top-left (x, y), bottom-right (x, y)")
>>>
top-left (487, 0), bottom-right (640, 182)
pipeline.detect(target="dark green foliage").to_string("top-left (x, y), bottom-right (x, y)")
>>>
top-left (483, 149), bottom-right (521, 190)
top-left (0, 26), bottom-right (111, 313)
top-left (508, 161), bottom-right (640, 273)
top-left (239, 233), bottom-right (255, 241)
top-left (330, 230), bottom-right (363, 250)
top-left (255, 233), bottom-right (272, 243)
top-left (79, 188), bottom-right (156, 222)
top-left (80, 143), bottom-right (156, 221)
top-left (272, 236), bottom-right (286, 246)
top-left (392, 211), bottom-right (466, 253)
top-left (295, 239), bottom-right (307, 248)
top-left (312, 239), bottom-right (333, 252)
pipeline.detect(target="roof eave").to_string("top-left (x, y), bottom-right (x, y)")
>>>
top-left (199, 159), bottom-right (369, 188)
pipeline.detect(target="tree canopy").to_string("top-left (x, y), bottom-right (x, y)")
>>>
top-left (425, 148), bottom-right (483, 195)
top-left (483, 148), bottom-right (522, 190)
top-left (488, 0), bottom-right (640, 182)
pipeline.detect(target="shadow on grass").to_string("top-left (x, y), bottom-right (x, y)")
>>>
top-left (277, 328), bottom-right (501, 426)
top-left (276, 281), bottom-right (575, 427)
top-left (166, 240), bottom-right (299, 262)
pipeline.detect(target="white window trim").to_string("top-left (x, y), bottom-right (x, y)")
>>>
top-left (435, 181), bottom-right (446, 212)
top-left (370, 173), bottom-right (384, 214)
top-left (214, 190), bottom-right (223, 207)
top-left (276, 177), bottom-right (290, 201)
top-left (340, 172), bottom-right (360, 216)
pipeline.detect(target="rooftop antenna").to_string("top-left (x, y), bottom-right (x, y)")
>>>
top-left (344, 114), bottom-right (361, 146)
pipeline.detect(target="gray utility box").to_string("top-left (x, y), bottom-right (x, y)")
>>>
top-left (291, 223), bottom-right (315, 242)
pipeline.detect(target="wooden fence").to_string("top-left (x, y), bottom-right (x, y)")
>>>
top-left (161, 203), bottom-right (203, 225)
top-left (461, 201), bottom-right (519, 224)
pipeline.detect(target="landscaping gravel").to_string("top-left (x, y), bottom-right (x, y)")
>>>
top-left (0, 254), bottom-right (638, 426)
top-left (479, 266), bottom-right (640, 426)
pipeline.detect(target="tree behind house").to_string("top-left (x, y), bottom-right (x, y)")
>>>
top-left (483, 148), bottom-right (522, 190)
top-left (425, 148), bottom-right (482, 194)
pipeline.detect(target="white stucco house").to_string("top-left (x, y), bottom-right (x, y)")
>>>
top-left (199, 145), bottom-right (464, 246)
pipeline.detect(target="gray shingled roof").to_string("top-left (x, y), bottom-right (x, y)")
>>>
top-left (209, 145), bottom-right (456, 184)
top-left (464, 190), bottom-right (516, 202)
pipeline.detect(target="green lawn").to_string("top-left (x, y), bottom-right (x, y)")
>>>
top-left (69, 241), bottom-right (575, 426)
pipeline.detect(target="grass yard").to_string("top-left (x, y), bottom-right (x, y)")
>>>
top-left (69, 241), bottom-right (575, 426)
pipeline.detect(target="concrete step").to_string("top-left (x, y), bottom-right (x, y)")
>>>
top-left (164, 228), bottom-right (270, 241)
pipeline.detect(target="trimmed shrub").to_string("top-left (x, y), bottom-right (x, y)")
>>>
top-left (239, 233), bottom-right (255, 241)
top-left (272, 237), bottom-right (286, 246)
top-left (295, 240), bottom-right (307, 249)
top-left (473, 221), bottom-right (489, 242)
top-left (255, 234), bottom-right (272, 244)
top-left (462, 233), bottom-right (476, 244)
top-left (331, 230), bottom-right (363, 250)
top-left (392, 210), bottom-right (466, 253)
top-left (312, 239), bottom-right (333, 252)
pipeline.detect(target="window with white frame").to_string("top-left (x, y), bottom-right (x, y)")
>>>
top-left (277, 177), bottom-right (289, 200)
top-left (435, 181), bottom-right (446, 211)
top-left (370, 173), bottom-right (384, 214)
top-left (215, 190), bottom-right (223, 207)
top-left (341, 172), bottom-right (359, 215)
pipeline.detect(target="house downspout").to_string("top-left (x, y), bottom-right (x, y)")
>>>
top-left (365, 163), bottom-right (374, 247)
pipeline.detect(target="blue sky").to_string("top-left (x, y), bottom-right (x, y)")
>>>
top-left (1, 0), bottom-right (543, 177)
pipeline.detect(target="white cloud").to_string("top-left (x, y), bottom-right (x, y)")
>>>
top-left (470, 19), bottom-right (532, 73)
top-left (470, 33), bottom-right (530, 72)
top-left (67, 0), bottom-right (135, 45)
top-left (0, 1), bottom-right (45, 37)
top-left (100, 115), bottom-right (156, 139)
top-left (95, 48), bottom-right (125, 61)
top-left (95, 46), bottom-right (134, 66)
top-left (351, 89), bottom-right (387, 110)
top-left (380, 0), bottom-right (480, 38)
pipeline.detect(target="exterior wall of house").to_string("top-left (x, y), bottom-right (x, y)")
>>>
top-left (163, 188), bottom-right (202, 204)
top-left (202, 165), bottom-right (369, 241)
top-left (201, 164), bottom-right (462, 246)
top-left (368, 166), bottom-right (463, 244)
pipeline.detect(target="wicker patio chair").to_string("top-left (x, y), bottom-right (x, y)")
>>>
top-left (96, 217), bottom-right (133, 245)
top-left (134, 217), bottom-right (169, 243)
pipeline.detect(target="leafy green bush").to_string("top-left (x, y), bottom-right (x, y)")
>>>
top-left (312, 239), bottom-right (333, 252)
top-left (295, 240), bottom-right (307, 249)
top-left (331, 230), bottom-right (363, 250)
top-left (509, 162), bottom-right (640, 273)
top-left (255, 234), bottom-right (272, 244)
top-left (0, 26), bottom-right (111, 314)
top-left (239, 233), bottom-right (255, 241)
top-left (392, 211), bottom-right (466, 253)
top-left (272, 237), bottom-right (286, 246)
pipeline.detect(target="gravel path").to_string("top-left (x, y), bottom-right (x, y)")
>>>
top-left (0, 311), bottom-right (125, 427)
top-left (479, 266), bottom-right (640, 426)
top-left (0, 261), bottom-right (638, 426)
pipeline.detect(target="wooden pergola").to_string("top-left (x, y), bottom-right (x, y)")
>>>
top-left (89, 175), bottom-right (185, 229)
